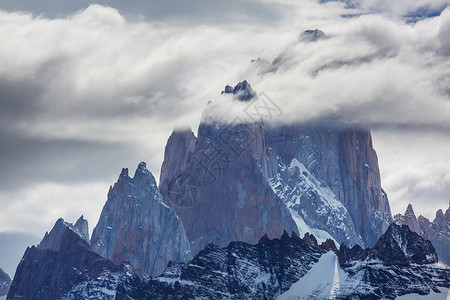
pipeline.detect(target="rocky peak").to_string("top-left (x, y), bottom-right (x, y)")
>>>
top-left (396, 204), bottom-right (450, 266)
top-left (406, 204), bottom-right (415, 216)
top-left (298, 29), bottom-right (325, 42)
top-left (373, 224), bottom-right (437, 265)
top-left (160, 105), bottom-right (298, 253)
top-left (159, 127), bottom-right (197, 187)
top-left (221, 80), bottom-right (256, 101)
top-left (266, 125), bottom-right (392, 248)
top-left (0, 267), bottom-right (11, 297)
top-left (339, 224), bottom-right (438, 266)
top-left (394, 203), bottom-right (421, 235)
top-left (8, 219), bottom-right (120, 300)
top-left (73, 215), bottom-right (89, 243)
top-left (38, 217), bottom-right (89, 251)
top-left (91, 162), bottom-right (191, 276)
top-left (117, 232), bottom-right (326, 299)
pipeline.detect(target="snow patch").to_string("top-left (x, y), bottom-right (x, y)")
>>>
top-left (278, 252), bottom-right (348, 300)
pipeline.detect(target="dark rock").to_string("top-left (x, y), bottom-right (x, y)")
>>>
top-left (339, 223), bottom-right (438, 266)
top-left (116, 233), bottom-right (323, 299)
top-left (396, 204), bottom-right (450, 265)
top-left (7, 220), bottom-right (119, 300)
top-left (221, 80), bottom-right (256, 101)
top-left (0, 267), bottom-right (11, 297)
top-left (298, 29), bottom-right (326, 42)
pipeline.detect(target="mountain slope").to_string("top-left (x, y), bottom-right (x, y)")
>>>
top-left (395, 204), bottom-right (450, 266)
top-left (116, 231), bottom-right (329, 299)
top-left (159, 83), bottom-right (299, 253)
top-left (265, 125), bottom-right (392, 248)
top-left (90, 162), bottom-right (191, 277)
top-left (115, 224), bottom-right (449, 300)
top-left (160, 81), bottom-right (392, 254)
top-left (7, 219), bottom-right (120, 300)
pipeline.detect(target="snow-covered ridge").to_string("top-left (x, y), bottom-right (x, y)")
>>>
top-left (270, 156), bottom-right (361, 247)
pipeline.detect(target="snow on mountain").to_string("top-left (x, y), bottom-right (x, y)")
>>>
top-left (278, 252), bottom-right (346, 300)
top-left (115, 224), bottom-right (449, 299)
top-left (265, 125), bottom-right (392, 248)
top-left (115, 231), bottom-right (330, 299)
top-left (269, 154), bottom-right (357, 246)
top-left (279, 224), bottom-right (449, 300)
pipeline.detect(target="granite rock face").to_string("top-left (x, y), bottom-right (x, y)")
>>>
top-left (7, 219), bottom-right (119, 300)
top-left (0, 268), bottom-right (11, 297)
top-left (39, 216), bottom-right (89, 251)
top-left (159, 106), bottom-right (299, 253)
top-left (91, 162), bottom-right (191, 277)
top-left (73, 215), bottom-right (89, 243)
top-left (161, 82), bottom-right (392, 252)
top-left (395, 204), bottom-right (450, 265)
top-left (266, 125), bottom-right (392, 248)
top-left (394, 204), bottom-right (421, 235)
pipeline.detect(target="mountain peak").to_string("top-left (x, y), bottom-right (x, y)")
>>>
top-left (405, 203), bottom-right (415, 216)
top-left (298, 29), bottom-right (325, 42)
top-left (38, 217), bottom-right (90, 251)
top-left (119, 168), bottom-right (129, 179)
top-left (73, 215), bottom-right (89, 243)
top-left (135, 161), bottom-right (149, 175)
top-left (221, 80), bottom-right (256, 101)
top-left (436, 209), bottom-right (444, 220)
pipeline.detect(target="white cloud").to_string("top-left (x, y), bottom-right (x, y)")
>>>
top-left (0, 3), bottom-right (449, 238)
top-left (0, 182), bottom-right (108, 237)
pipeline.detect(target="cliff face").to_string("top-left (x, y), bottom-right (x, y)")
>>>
top-left (160, 120), bottom-right (298, 253)
top-left (116, 225), bottom-right (449, 300)
top-left (265, 125), bottom-right (392, 247)
top-left (90, 162), bottom-right (191, 277)
top-left (396, 204), bottom-right (450, 265)
top-left (7, 219), bottom-right (119, 300)
top-left (38, 216), bottom-right (89, 251)
top-left (160, 82), bottom-right (392, 251)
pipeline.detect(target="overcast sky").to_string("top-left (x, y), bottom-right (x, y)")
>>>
top-left (0, 0), bottom-right (450, 277)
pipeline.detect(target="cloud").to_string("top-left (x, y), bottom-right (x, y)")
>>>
top-left (373, 127), bottom-right (450, 219)
top-left (0, 2), bottom-right (449, 248)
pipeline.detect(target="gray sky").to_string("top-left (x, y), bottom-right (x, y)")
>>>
top-left (0, 0), bottom-right (450, 277)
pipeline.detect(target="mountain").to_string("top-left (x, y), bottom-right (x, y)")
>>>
top-left (159, 82), bottom-right (299, 253)
top-left (116, 231), bottom-right (328, 299)
top-left (39, 216), bottom-right (89, 251)
top-left (266, 125), bottom-right (392, 248)
top-left (395, 203), bottom-right (450, 265)
top-left (7, 218), bottom-right (121, 300)
top-left (160, 81), bottom-right (392, 252)
top-left (0, 268), bottom-right (11, 298)
top-left (393, 204), bottom-right (421, 234)
top-left (90, 162), bottom-right (191, 277)
top-left (115, 224), bottom-right (449, 299)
